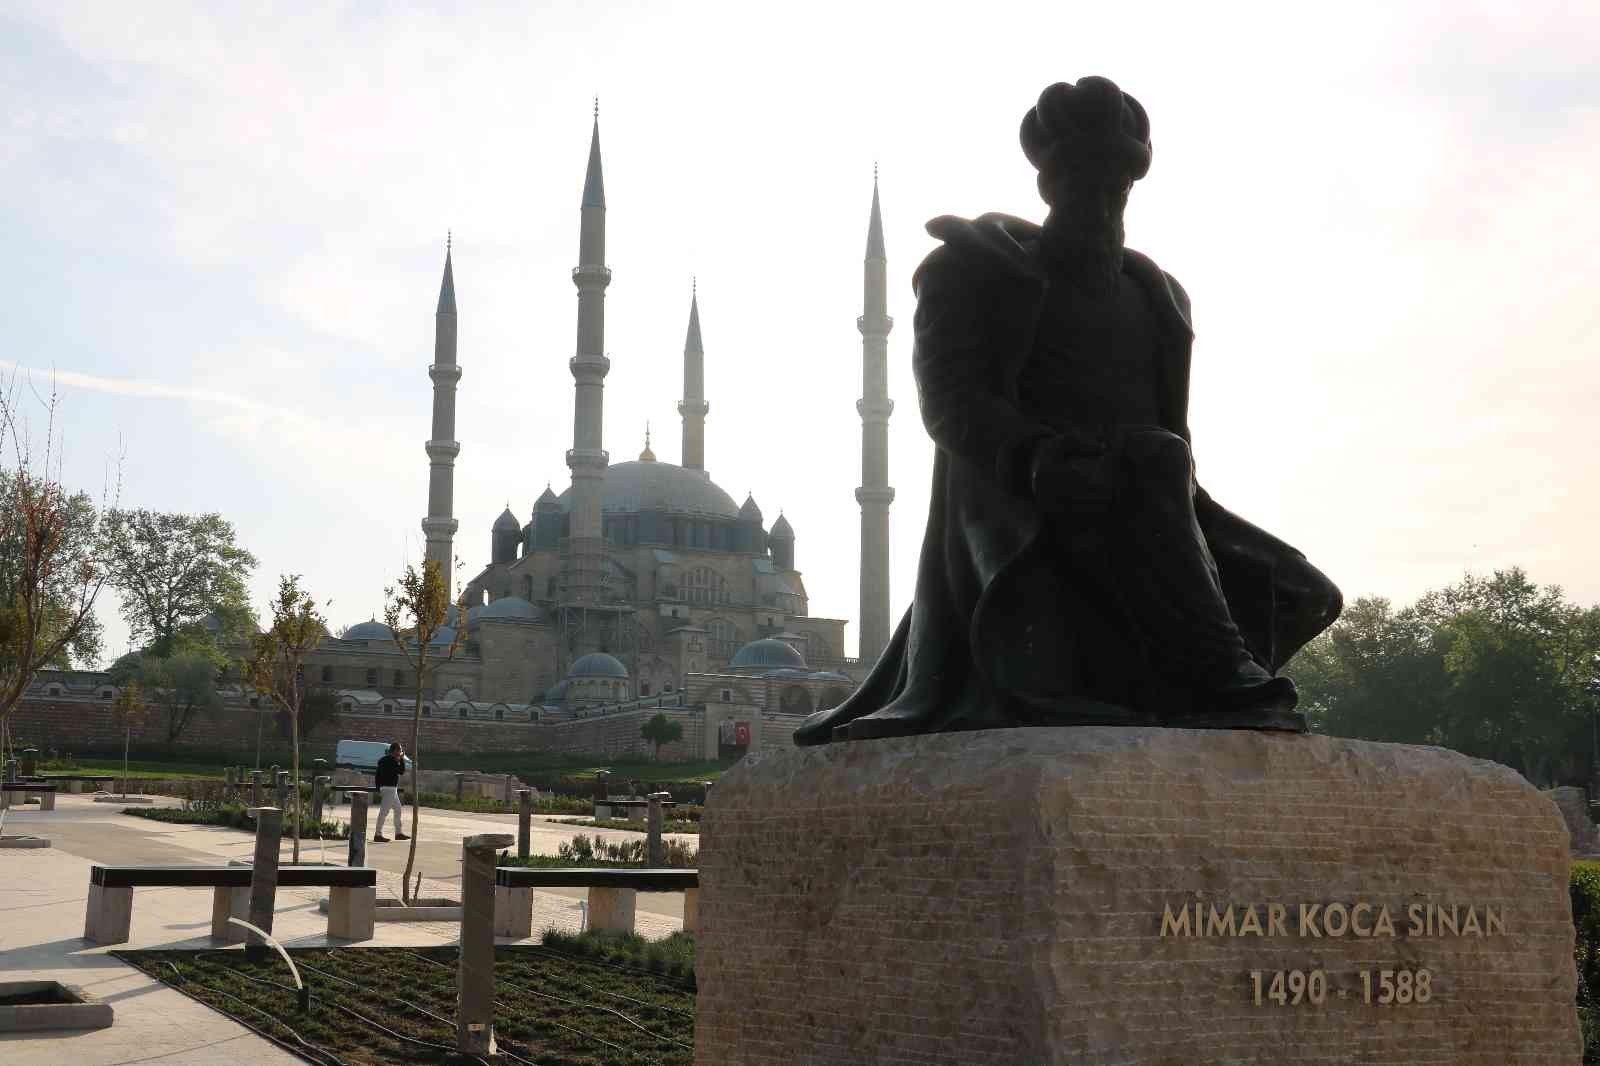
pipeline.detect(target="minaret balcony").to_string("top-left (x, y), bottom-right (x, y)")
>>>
top-left (425, 439), bottom-right (462, 461)
top-left (569, 355), bottom-right (611, 380)
top-left (566, 448), bottom-right (610, 474)
top-left (856, 397), bottom-right (895, 422)
top-left (856, 314), bottom-right (895, 336)
top-left (855, 486), bottom-right (896, 506)
top-left (571, 265), bottom-right (613, 289)
top-left (428, 363), bottom-right (463, 384)
top-left (677, 399), bottom-right (710, 417)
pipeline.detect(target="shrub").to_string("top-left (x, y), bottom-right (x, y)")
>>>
top-left (540, 927), bottom-right (696, 987)
top-left (122, 804), bottom-right (348, 840)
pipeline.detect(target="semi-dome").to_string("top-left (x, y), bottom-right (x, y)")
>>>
top-left (568, 652), bottom-right (629, 679)
top-left (557, 460), bottom-right (740, 519)
top-left (345, 620), bottom-right (394, 641)
top-left (730, 637), bottom-right (806, 670)
top-left (478, 596), bottom-right (542, 622)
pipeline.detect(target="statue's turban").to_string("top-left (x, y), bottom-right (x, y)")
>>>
top-left (1020, 76), bottom-right (1152, 185)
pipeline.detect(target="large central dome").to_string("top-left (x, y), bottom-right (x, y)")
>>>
top-left (558, 459), bottom-right (741, 519)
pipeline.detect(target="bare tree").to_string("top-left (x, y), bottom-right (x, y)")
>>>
top-left (0, 367), bottom-right (120, 765)
top-left (110, 680), bottom-right (147, 799)
top-left (383, 557), bottom-right (464, 904)
top-left (244, 574), bottom-right (327, 864)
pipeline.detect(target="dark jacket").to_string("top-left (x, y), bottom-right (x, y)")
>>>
top-left (795, 213), bottom-right (1325, 745)
top-left (375, 754), bottom-right (404, 789)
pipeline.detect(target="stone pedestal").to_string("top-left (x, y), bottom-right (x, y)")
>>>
top-left (695, 727), bottom-right (1581, 1066)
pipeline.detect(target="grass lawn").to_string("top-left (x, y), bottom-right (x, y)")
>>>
top-left (41, 757), bottom-right (227, 781)
top-left (117, 939), bottom-right (694, 1066)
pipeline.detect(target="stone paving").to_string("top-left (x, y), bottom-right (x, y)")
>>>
top-left (0, 794), bottom-right (688, 1064)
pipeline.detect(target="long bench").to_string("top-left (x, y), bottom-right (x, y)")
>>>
top-left (85, 864), bottom-right (378, 945)
top-left (31, 775), bottom-right (116, 794)
top-left (0, 782), bottom-right (57, 810)
top-left (494, 866), bottom-right (698, 938)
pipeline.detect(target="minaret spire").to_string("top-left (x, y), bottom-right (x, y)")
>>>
top-left (678, 281), bottom-right (709, 472)
top-left (565, 104), bottom-right (612, 605)
top-left (422, 237), bottom-right (462, 575)
top-left (856, 169), bottom-right (894, 664)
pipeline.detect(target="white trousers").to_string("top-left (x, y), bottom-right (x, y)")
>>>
top-left (374, 786), bottom-right (403, 836)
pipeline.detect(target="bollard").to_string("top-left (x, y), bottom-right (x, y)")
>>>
top-left (274, 770), bottom-right (290, 812)
top-left (455, 772), bottom-right (465, 801)
top-left (459, 832), bottom-right (515, 1057)
top-left (647, 791), bottom-right (669, 867)
top-left (347, 792), bottom-right (368, 867)
top-left (247, 806), bottom-right (283, 961)
top-left (19, 748), bottom-right (38, 779)
top-left (250, 771), bottom-right (263, 807)
top-left (594, 769), bottom-right (610, 802)
top-left (517, 789), bottom-right (532, 859)
top-left (311, 776), bottom-right (327, 826)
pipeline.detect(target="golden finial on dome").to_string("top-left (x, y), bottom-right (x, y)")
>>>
top-left (639, 421), bottom-right (656, 462)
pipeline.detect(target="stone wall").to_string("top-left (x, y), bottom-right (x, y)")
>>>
top-left (7, 693), bottom-right (704, 764)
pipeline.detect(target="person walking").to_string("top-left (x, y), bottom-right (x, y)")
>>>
top-left (372, 742), bottom-right (410, 843)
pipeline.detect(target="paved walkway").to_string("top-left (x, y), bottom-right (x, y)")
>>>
top-left (0, 795), bottom-right (691, 1064)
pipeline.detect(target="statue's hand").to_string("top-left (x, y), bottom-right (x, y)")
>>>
top-left (1030, 432), bottom-right (1115, 521)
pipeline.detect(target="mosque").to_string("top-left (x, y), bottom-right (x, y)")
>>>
top-left (301, 110), bottom-right (898, 728)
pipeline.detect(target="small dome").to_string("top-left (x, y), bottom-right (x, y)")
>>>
top-left (568, 652), bottom-right (629, 679)
top-left (494, 506), bottom-right (520, 531)
top-left (770, 512), bottom-right (794, 538)
top-left (535, 485), bottom-right (561, 509)
top-left (739, 493), bottom-right (763, 523)
top-left (478, 596), bottom-right (542, 622)
top-left (427, 625), bottom-right (457, 646)
top-left (730, 637), bottom-right (806, 670)
top-left (345, 620), bottom-right (394, 641)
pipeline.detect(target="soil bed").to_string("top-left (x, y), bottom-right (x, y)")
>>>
top-left (116, 941), bottom-right (694, 1066)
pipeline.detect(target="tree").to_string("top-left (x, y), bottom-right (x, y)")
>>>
top-left (244, 575), bottom-right (328, 864)
top-left (641, 712), bottom-right (684, 760)
top-left (383, 557), bottom-right (464, 904)
top-left (102, 509), bottom-right (257, 658)
top-left (109, 642), bottom-right (226, 744)
top-left (276, 684), bottom-right (340, 742)
top-left (0, 368), bottom-right (118, 761)
top-left (110, 680), bottom-right (147, 800)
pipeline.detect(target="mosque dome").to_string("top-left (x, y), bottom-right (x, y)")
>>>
top-left (344, 620), bottom-right (394, 641)
top-left (493, 506), bottom-right (520, 531)
top-left (557, 460), bottom-right (740, 519)
top-left (738, 493), bottom-right (763, 524)
top-left (568, 652), bottom-right (629, 679)
top-left (770, 512), bottom-right (794, 539)
top-left (477, 596), bottom-right (543, 622)
top-left (730, 637), bottom-right (806, 671)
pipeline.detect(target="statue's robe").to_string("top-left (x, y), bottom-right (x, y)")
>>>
top-left (796, 213), bottom-right (1339, 746)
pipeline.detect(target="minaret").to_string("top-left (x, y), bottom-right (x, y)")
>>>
top-left (855, 168), bottom-right (894, 664)
top-left (421, 235), bottom-right (461, 577)
top-left (678, 280), bottom-right (709, 472)
top-left (564, 102), bottom-right (612, 604)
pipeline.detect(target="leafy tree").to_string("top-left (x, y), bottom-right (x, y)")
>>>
top-left (109, 641), bottom-right (226, 744)
top-left (383, 557), bottom-right (465, 904)
top-left (640, 712), bottom-right (684, 760)
top-left (102, 509), bottom-right (257, 657)
top-left (244, 575), bottom-right (328, 864)
top-left (275, 684), bottom-right (340, 742)
top-left (0, 369), bottom-right (118, 756)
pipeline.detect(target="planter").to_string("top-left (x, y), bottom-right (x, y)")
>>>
top-left (318, 896), bottom-right (462, 922)
top-left (0, 982), bottom-right (113, 1031)
top-left (0, 835), bottom-right (49, 849)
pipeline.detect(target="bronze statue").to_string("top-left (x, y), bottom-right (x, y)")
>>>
top-left (797, 76), bottom-right (1342, 746)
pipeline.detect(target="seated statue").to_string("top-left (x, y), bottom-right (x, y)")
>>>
top-left (796, 76), bottom-right (1342, 746)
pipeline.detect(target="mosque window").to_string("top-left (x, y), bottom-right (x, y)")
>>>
top-left (706, 618), bottom-right (742, 658)
top-left (393, 670), bottom-right (406, 688)
top-left (366, 668), bottom-right (378, 687)
top-left (321, 666), bottom-right (334, 684)
top-left (685, 567), bottom-right (727, 606)
top-left (640, 682), bottom-right (651, 697)
top-left (781, 686), bottom-right (815, 716)
top-left (721, 689), bottom-right (731, 703)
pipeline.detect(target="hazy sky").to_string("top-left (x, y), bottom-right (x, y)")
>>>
top-left (3, 1), bottom-right (1597, 664)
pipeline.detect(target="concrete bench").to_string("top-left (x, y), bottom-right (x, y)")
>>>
top-left (0, 782), bottom-right (57, 810)
top-left (594, 798), bottom-right (676, 822)
top-left (33, 775), bottom-right (116, 794)
top-left (84, 864), bottom-right (379, 945)
top-left (493, 866), bottom-right (699, 938)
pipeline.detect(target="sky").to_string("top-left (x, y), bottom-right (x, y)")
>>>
top-left (3, 1), bottom-right (1598, 666)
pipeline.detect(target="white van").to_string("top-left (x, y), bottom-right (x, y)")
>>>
top-left (334, 740), bottom-right (413, 774)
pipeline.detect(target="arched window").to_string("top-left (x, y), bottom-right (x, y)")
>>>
top-left (706, 618), bottom-right (741, 659)
top-left (393, 670), bottom-right (405, 688)
top-left (321, 665), bottom-right (333, 683)
top-left (366, 668), bottom-right (378, 687)
top-left (683, 567), bottom-right (727, 606)
top-left (780, 686), bottom-right (815, 716)
top-left (640, 682), bottom-right (651, 697)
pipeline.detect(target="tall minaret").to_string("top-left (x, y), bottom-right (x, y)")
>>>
top-left (678, 281), bottom-right (708, 472)
top-left (421, 236), bottom-right (461, 576)
top-left (855, 169), bottom-right (894, 664)
top-left (563, 102), bottom-right (612, 604)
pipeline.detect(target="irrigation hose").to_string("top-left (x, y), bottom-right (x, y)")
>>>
top-left (153, 959), bottom-right (345, 1066)
top-left (396, 946), bottom-right (690, 1054)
